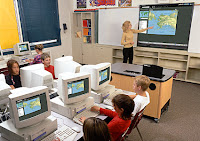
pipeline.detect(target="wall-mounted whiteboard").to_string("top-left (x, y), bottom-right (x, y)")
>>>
top-left (188, 6), bottom-right (200, 53)
top-left (98, 8), bottom-right (139, 47)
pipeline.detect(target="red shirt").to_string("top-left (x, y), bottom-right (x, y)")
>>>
top-left (45, 65), bottom-right (56, 79)
top-left (100, 108), bottom-right (131, 141)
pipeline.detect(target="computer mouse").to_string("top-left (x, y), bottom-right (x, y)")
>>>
top-left (72, 126), bottom-right (81, 133)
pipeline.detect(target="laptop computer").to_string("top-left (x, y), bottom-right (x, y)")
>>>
top-left (142, 64), bottom-right (164, 79)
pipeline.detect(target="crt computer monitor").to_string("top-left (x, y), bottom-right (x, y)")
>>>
top-left (80, 63), bottom-right (111, 91)
top-left (13, 42), bottom-right (31, 56)
top-left (9, 86), bottom-right (51, 129)
top-left (20, 64), bottom-right (44, 88)
top-left (54, 56), bottom-right (81, 78)
top-left (0, 74), bottom-right (11, 105)
top-left (31, 70), bottom-right (53, 90)
top-left (0, 74), bottom-right (6, 83)
top-left (57, 72), bottom-right (91, 104)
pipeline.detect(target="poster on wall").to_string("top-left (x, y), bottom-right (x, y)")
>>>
top-left (87, 0), bottom-right (117, 8)
top-left (118, 0), bottom-right (132, 7)
top-left (77, 0), bottom-right (87, 8)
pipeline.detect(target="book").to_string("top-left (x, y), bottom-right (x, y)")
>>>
top-left (88, 28), bottom-right (91, 35)
top-left (83, 20), bottom-right (88, 27)
top-left (83, 37), bottom-right (87, 43)
top-left (83, 28), bottom-right (89, 35)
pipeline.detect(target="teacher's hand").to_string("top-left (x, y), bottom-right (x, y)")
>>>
top-left (148, 26), bottom-right (154, 29)
top-left (130, 42), bottom-right (134, 45)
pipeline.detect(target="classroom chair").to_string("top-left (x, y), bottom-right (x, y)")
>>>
top-left (119, 107), bottom-right (146, 141)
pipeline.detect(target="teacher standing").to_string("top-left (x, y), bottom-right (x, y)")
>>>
top-left (121, 21), bottom-right (153, 64)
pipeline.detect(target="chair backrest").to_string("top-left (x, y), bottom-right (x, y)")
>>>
top-left (118, 107), bottom-right (146, 141)
top-left (126, 107), bottom-right (145, 135)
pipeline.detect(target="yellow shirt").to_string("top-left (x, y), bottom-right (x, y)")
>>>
top-left (121, 29), bottom-right (148, 48)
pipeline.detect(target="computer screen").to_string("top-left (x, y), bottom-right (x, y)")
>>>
top-left (99, 67), bottom-right (110, 85)
top-left (80, 63), bottom-right (111, 91)
top-left (9, 86), bottom-right (51, 128)
top-left (20, 64), bottom-right (44, 87)
top-left (137, 3), bottom-right (194, 50)
top-left (54, 56), bottom-right (81, 78)
top-left (13, 42), bottom-right (31, 55)
top-left (19, 44), bottom-right (29, 52)
top-left (57, 72), bottom-right (91, 104)
top-left (16, 92), bottom-right (48, 122)
top-left (67, 78), bottom-right (89, 99)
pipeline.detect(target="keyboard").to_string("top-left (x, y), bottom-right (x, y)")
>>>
top-left (41, 125), bottom-right (78, 141)
top-left (103, 98), bottom-right (113, 106)
top-left (103, 89), bottom-right (124, 106)
top-left (73, 109), bottom-right (99, 125)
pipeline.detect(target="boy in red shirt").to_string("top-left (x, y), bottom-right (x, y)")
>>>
top-left (41, 53), bottom-right (56, 79)
top-left (80, 94), bottom-right (135, 141)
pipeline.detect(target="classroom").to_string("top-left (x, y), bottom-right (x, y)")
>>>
top-left (0, 0), bottom-right (200, 141)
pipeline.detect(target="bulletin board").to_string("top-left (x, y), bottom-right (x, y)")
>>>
top-left (0, 0), bottom-right (19, 50)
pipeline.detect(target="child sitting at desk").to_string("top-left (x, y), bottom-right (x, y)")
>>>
top-left (26, 44), bottom-right (43, 64)
top-left (83, 117), bottom-right (111, 141)
top-left (80, 94), bottom-right (135, 141)
top-left (41, 53), bottom-right (56, 79)
top-left (5, 59), bottom-right (22, 89)
top-left (129, 75), bottom-right (150, 116)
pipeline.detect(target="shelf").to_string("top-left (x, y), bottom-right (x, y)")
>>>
top-left (134, 62), bottom-right (144, 65)
top-left (160, 52), bottom-right (188, 60)
top-left (134, 50), bottom-right (158, 57)
top-left (135, 55), bottom-right (158, 58)
top-left (188, 65), bottom-right (200, 69)
top-left (83, 35), bottom-right (91, 37)
top-left (185, 79), bottom-right (200, 84)
top-left (175, 78), bottom-right (185, 81)
top-left (113, 49), bottom-right (123, 57)
top-left (161, 66), bottom-right (186, 72)
top-left (159, 57), bottom-right (188, 62)
top-left (113, 56), bottom-right (123, 59)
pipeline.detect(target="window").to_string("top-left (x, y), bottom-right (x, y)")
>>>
top-left (17, 0), bottom-right (61, 49)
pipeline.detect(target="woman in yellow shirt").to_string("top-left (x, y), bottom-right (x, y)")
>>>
top-left (121, 21), bottom-right (153, 64)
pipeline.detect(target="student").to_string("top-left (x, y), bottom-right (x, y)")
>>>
top-left (5, 59), bottom-right (22, 89)
top-left (26, 44), bottom-right (43, 64)
top-left (129, 75), bottom-right (150, 116)
top-left (82, 117), bottom-right (111, 141)
top-left (121, 21), bottom-right (153, 64)
top-left (80, 94), bottom-right (135, 141)
top-left (41, 53), bottom-right (56, 79)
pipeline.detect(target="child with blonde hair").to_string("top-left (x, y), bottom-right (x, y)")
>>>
top-left (129, 75), bottom-right (150, 115)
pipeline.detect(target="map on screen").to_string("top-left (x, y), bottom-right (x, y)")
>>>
top-left (17, 97), bottom-right (41, 117)
top-left (68, 80), bottom-right (84, 95)
top-left (147, 10), bottom-right (178, 35)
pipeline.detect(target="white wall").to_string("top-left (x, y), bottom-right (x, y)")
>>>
top-left (48, 0), bottom-right (73, 64)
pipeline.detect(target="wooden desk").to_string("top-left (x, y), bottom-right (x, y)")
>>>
top-left (109, 63), bottom-right (175, 122)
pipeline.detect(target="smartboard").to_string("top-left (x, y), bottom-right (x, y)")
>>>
top-left (98, 8), bottom-right (139, 47)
